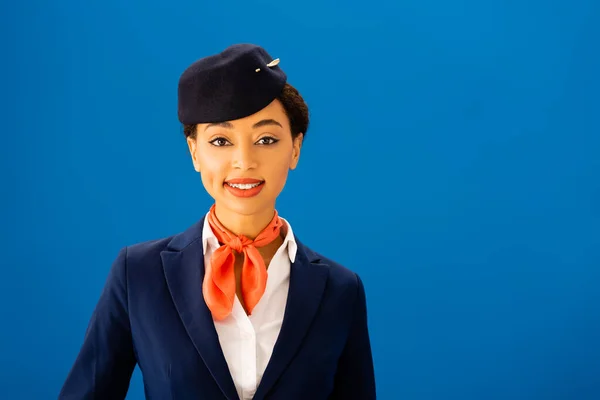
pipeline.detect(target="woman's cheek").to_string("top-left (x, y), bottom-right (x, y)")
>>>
top-left (271, 165), bottom-right (290, 194)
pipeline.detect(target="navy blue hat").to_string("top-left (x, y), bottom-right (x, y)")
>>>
top-left (178, 44), bottom-right (287, 125)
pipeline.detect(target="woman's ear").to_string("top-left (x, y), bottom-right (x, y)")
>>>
top-left (290, 133), bottom-right (303, 170)
top-left (186, 136), bottom-right (200, 172)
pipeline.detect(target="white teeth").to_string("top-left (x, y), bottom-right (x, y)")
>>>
top-left (227, 182), bottom-right (262, 189)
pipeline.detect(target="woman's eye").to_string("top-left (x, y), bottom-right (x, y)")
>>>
top-left (209, 137), bottom-right (231, 147)
top-left (257, 137), bottom-right (278, 145)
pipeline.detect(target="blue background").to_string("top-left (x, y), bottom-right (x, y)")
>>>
top-left (1, 0), bottom-right (599, 398)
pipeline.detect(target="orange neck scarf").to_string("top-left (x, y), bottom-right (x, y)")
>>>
top-left (203, 204), bottom-right (284, 320)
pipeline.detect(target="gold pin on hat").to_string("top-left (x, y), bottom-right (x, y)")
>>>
top-left (256, 58), bottom-right (280, 72)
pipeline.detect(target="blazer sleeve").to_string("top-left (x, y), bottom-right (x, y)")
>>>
top-left (329, 273), bottom-right (377, 400)
top-left (59, 247), bottom-right (137, 400)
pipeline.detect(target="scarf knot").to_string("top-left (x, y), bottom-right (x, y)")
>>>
top-left (228, 236), bottom-right (245, 253)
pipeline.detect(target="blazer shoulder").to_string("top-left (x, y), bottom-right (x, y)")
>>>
top-left (126, 235), bottom-right (174, 258)
top-left (300, 242), bottom-right (364, 292)
top-left (115, 235), bottom-right (175, 277)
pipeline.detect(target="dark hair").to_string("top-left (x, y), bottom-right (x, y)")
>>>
top-left (183, 83), bottom-right (309, 140)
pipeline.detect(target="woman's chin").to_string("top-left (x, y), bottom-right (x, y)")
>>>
top-left (217, 198), bottom-right (274, 217)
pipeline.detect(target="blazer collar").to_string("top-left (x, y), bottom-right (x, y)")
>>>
top-left (160, 216), bottom-right (239, 400)
top-left (160, 216), bottom-right (330, 400)
top-left (253, 237), bottom-right (329, 399)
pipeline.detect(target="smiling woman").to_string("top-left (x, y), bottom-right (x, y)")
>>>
top-left (59, 44), bottom-right (376, 400)
top-left (185, 95), bottom-right (305, 238)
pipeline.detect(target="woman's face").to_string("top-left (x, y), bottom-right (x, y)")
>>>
top-left (187, 99), bottom-right (303, 220)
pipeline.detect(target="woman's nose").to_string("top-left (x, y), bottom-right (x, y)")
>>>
top-left (231, 143), bottom-right (257, 170)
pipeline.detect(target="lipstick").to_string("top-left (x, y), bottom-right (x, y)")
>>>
top-left (224, 178), bottom-right (265, 198)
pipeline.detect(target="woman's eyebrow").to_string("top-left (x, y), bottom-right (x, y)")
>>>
top-left (204, 122), bottom-right (234, 131)
top-left (252, 119), bottom-right (283, 129)
top-left (203, 119), bottom-right (282, 131)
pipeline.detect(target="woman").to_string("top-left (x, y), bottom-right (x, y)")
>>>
top-left (59, 43), bottom-right (376, 400)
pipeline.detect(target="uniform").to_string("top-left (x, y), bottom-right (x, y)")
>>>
top-left (59, 44), bottom-right (376, 400)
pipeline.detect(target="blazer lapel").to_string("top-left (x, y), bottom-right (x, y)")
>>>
top-left (160, 217), bottom-right (240, 400)
top-left (253, 239), bottom-right (330, 399)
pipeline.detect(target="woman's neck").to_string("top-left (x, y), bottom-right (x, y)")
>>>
top-left (213, 204), bottom-right (276, 240)
top-left (213, 203), bottom-right (287, 270)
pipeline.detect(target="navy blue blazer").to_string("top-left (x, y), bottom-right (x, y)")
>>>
top-left (59, 216), bottom-right (376, 399)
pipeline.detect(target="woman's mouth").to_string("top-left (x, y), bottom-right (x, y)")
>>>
top-left (226, 182), bottom-right (262, 189)
top-left (224, 179), bottom-right (265, 198)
